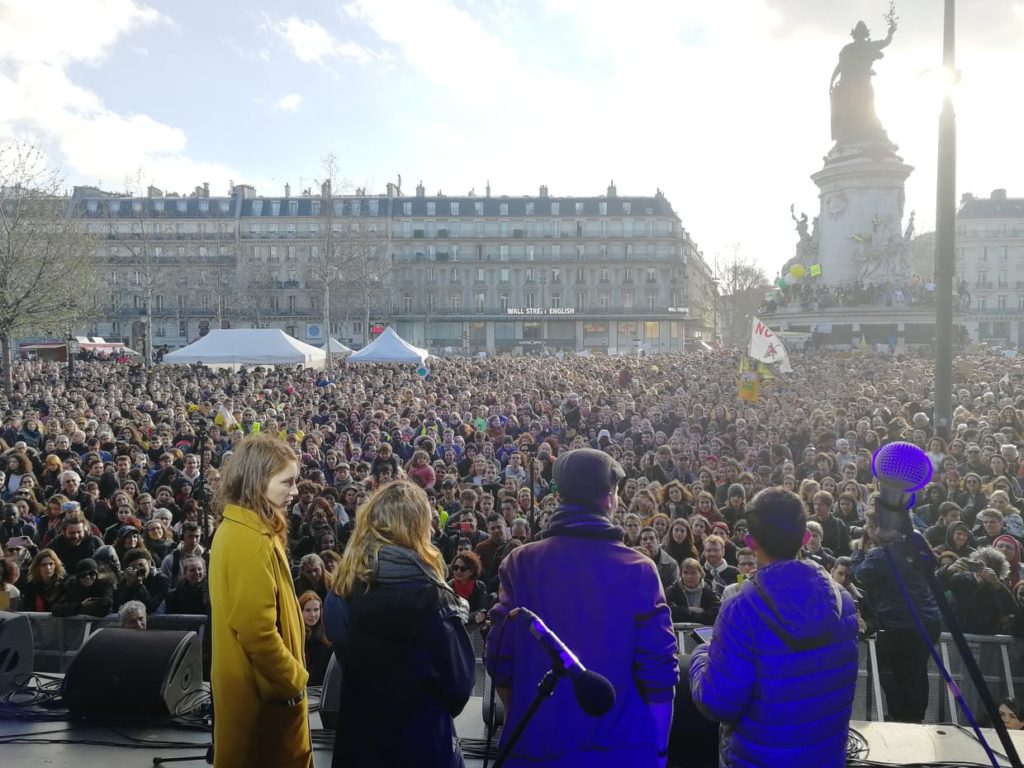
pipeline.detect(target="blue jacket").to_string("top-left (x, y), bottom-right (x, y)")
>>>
top-left (850, 542), bottom-right (940, 630)
top-left (689, 559), bottom-right (859, 768)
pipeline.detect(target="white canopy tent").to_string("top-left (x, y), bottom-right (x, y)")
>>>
top-left (346, 327), bottom-right (429, 365)
top-left (162, 329), bottom-right (327, 367)
top-left (325, 338), bottom-right (355, 356)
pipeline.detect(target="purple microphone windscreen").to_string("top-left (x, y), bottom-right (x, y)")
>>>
top-left (871, 441), bottom-right (933, 492)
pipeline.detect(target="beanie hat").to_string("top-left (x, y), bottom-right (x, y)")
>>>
top-left (553, 448), bottom-right (625, 507)
top-left (728, 483), bottom-right (746, 499)
top-left (75, 558), bottom-right (98, 576)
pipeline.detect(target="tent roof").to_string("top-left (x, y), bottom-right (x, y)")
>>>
top-left (346, 327), bottom-right (429, 364)
top-left (162, 329), bottom-right (327, 366)
top-left (326, 338), bottom-right (354, 355)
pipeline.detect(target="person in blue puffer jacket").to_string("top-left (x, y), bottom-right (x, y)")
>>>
top-left (689, 488), bottom-right (860, 768)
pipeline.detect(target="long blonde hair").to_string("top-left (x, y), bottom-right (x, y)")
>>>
top-left (331, 479), bottom-right (445, 599)
top-left (215, 432), bottom-right (296, 544)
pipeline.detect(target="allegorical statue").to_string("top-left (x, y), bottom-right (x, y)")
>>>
top-left (829, 19), bottom-right (897, 145)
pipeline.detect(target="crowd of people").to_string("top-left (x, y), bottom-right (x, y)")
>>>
top-left (760, 275), bottom-right (972, 314)
top-left (2, 344), bottom-right (1024, 731)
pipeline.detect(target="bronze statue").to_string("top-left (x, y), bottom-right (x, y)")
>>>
top-left (829, 19), bottom-right (897, 145)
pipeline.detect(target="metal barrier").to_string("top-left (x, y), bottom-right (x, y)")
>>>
top-left (18, 612), bottom-right (208, 673)
top-left (673, 623), bottom-right (1024, 725)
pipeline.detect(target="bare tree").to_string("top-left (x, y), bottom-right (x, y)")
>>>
top-left (718, 249), bottom-right (771, 347)
top-left (0, 141), bottom-right (98, 392)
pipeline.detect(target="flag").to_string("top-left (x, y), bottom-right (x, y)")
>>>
top-left (738, 358), bottom-right (761, 402)
top-left (809, 264), bottom-right (822, 277)
top-left (749, 317), bottom-right (792, 373)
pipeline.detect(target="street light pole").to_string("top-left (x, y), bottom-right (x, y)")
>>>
top-left (933, 0), bottom-right (956, 438)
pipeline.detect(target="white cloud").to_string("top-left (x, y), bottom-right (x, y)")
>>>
top-left (0, 0), bottom-right (241, 194)
top-left (0, 0), bottom-right (164, 65)
top-left (265, 15), bottom-right (383, 66)
top-left (274, 93), bottom-right (303, 112)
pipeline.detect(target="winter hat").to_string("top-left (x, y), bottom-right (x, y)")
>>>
top-left (728, 483), bottom-right (746, 499)
top-left (93, 545), bottom-right (121, 574)
top-left (75, 558), bottom-right (98, 576)
top-left (553, 448), bottom-right (625, 507)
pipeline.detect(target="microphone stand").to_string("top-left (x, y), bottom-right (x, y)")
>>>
top-left (492, 665), bottom-right (566, 768)
top-left (877, 501), bottom-right (1022, 768)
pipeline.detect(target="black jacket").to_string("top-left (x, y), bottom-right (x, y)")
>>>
top-left (114, 571), bottom-right (170, 614)
top-left (665, 581), bottom-right (720, 625)
top-left (323, 546), bottom-right (474, 768)
top-left (52, 573), bottom-right (115, 617)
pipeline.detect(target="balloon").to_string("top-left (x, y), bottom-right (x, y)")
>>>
top-left (416, 366), bottom-right (429, 377)
top-left (787, 270), bottom-right (801, 283)
top-left (790, 264), bottom-right (806, 278)
top-left (778, 275), bottom-right (790, 288)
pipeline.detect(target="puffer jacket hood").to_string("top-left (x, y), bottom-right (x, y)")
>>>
top-left (745, 559), bottom-right (848, 651)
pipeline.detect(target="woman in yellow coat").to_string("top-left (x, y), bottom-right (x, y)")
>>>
top-left (209, 433), bottom-right (312, 768)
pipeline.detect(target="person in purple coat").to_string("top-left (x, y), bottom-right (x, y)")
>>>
top-left (486, 448), bottom-right (678, 768)
top-left (689, 487), bottom-right (859, 768)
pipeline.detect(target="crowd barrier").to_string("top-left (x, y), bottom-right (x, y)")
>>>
top-left (14, 612), bottom-right (1023, 726)
top-left (674, 623), bottom-right (1023, 725)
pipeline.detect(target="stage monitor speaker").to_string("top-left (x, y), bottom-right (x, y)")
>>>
top-left (62, 628), bottom-right (201, 719)
top-left (320, 653), bottom-right (342, 729)
top-left (0, 611), bottom-right (34, 696)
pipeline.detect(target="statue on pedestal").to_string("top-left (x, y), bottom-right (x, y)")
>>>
top-left (829, 19), bottom-right (897, 145)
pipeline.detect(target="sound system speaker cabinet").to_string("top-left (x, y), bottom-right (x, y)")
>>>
top-left (62, 628), bottom-right (201, 719)
top-left (0, 611), bottom-right (34, 696)
top-left (320, 653), bottom-right (342, 729)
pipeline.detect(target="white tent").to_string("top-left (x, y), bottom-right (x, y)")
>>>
top-left (325, 338), bottom-right (354, 356)
top-left (162, 329), bottom-right (327, 367)
top-left (346, 327), bottom-right (429, 365)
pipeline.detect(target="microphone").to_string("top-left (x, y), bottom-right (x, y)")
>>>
top-left (871, 441), bottom-right (933, 536)
top-left (513, 607), bottom-right (616, 716)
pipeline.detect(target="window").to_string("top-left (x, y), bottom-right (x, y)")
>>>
top-left (646, 268), bottom-right (657, 283)
top-left (552, 245), bottom-right (561, 260)
top-left (271, 201), bottom-right (281, 216)
top-left (475, 221), bottom-right (485, 238)
top-left (576, 292), bottom-right (585, 310)
top-left (576, 267), bottom-right (585, 282)
top-left (500, 268), bottom-right (510, 283)
top-left (623, 202), bottom-right (631, 215)
top-left (450, 201), bottom-right (460, 215)
top-left (288, 201), bottom-right (298, 215)
top-left (525, 202), bottom-right (534, 215)
top-left (403, 202), bottom-right (412, 215)
top-left (500, 222), bottom-right (510, 238)
top-left (155, 324), bottom-right (166, 338)
top-left (500, 292), bottom-right (510, 310)
top-left (527, 245), bottom-right (535, 261)
top-left (525, 268), bottom-right (535, 283)
top-left (551, 292), bottom-right (561, 308)
top-left (551, 268), bottom-right (561, 283)
top-left (599, 202), bottom-right (607, 215)
top-left (623, 267), bottom-right (633, 282)
top-left (623, 292), bottom-right (633, 308)
top-left (403, 294), bottom-right (413, 312)
top-left (368, 199), bottom-right (379, 215)
top-left (475, 202), bottom-right (484, 215)
top-left (526, 292), bottom-right (536, 308)
top-left (252, 200), bottom-right (263, 215)
top-left (178, 320), bottom-right (188, 337)
top-left (551, 202), bottom-right (560, 215)
top-left (178, 294), bottom-right (187, 309)
top-left (476, 292), bottom-right (486, 310)
top-left (352, 200), bottom-right (361, 216)
top-left (999, 295), bottom-right (1007, 310)
top-left (500, 245), bottom-right (509, 260)
top-left (599, 294), bottom-right (609, 309)
top-left (500, 203), bottom-right (509, 216)
top-left (575, 202), bottom-right (583, 214)
top-left (600, 268), bottom-right (610, 283)
top-left (427, 202), bottom-right (436, 215)
top-left (476, 268), bottom-right (486, 283)
top-left (451, 294), bottom-right (462, 310)
top-left (288, 295), bottom-right (296, 312)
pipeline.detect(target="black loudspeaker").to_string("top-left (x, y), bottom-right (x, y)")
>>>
top-left (320, 653), bottom-right (342, 729)
top-left (0, 611), bottom-right (34, 696)
top-left (63, 628), bottom-right (201, 718)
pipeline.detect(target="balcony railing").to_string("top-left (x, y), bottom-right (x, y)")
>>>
top-left (391, 305), bottom-right (685, 317)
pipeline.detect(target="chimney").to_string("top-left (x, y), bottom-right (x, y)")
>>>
top-left (486, 180), bottom-right (491, 198)
top-left (607, 180), bottom-right (617, 198)
top-left (321, 179), bottom-right (332, 197)
top-left (416, 181), bottom-right (425, 197)
top-left (203, 182), bottom-right (210, 197)
top-left (960, 192), bottom-right (974, 205)
top-left (284, 183), bottom-right (291, 198)
top-left (146, 186), bottom-right (163, 198)
top-left (539, 185), bottom-right (548, 198)
top-left (992, 189), bottom-right (1008, 201)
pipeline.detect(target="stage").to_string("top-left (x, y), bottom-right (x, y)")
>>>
top-left (3, 699), bottom-right (1024, 767)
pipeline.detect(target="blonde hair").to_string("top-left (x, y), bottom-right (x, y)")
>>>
top-left (215, 432), bottom-right (296, 544)
top-left (331, 480), bottom-right (445, 599)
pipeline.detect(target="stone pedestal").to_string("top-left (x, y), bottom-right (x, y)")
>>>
top-left (810, 143), bottom-right (913, 286)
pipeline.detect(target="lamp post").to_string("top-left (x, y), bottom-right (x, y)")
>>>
top-left (933, 0), bottom-right (956, 438)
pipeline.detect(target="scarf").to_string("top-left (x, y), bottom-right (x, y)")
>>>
top-left (681, 581), bottom-right (705, 608)
top-left (452, 577), bottom-right (475, 601)
top-left (372, 543), bottom-right (450, 590)
top-left (542, 504), bottom-right (625, 541)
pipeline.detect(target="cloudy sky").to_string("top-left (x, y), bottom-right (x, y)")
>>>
top-left (1, 0), bottom-right (1021, 277)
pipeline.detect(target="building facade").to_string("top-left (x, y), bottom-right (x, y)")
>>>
top-left (957, 189), bottom-right (1024, 346)
top-left (69, 181), bottom-right (715, 356)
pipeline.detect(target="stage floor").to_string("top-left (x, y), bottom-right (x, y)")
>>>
top-left (3, 703), bottom-right (1024, 767)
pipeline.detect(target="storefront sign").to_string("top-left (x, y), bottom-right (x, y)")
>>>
top-left (505, 308), bottom-right (576, 316)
